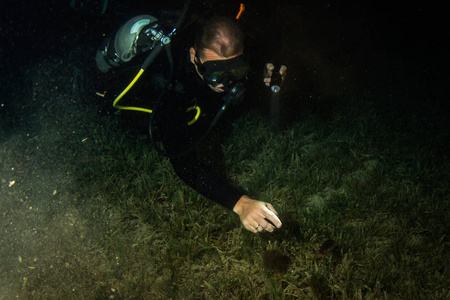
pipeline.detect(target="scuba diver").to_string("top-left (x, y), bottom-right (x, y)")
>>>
top-left (95, 5), bottom-right (286, 234)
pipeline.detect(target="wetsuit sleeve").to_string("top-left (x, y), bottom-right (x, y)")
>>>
top-left (170, 154), bottom-right (243, 210)
top-left (154, 92), bottom-right (244, 211)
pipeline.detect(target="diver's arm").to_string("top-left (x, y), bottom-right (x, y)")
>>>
top-left (172, 158), bottom-right (282, 233)
top-left (233, 195), bottom-right (282, 233)
top-left (169, 156), bottom-right (243, 211)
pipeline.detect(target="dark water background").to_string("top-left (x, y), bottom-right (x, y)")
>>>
top-left (1, 0), bottom-right (449, 133)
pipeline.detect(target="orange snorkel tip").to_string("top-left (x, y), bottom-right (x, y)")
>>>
top-left (236, 3), bottom-right (245, 20)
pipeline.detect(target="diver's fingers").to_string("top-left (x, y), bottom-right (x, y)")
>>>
top-left (263, 63), bottom-right (275, 86)
top-left (279, 65), bottom-right (287, 81)
top-left (264, 206), bottom-right (282, 229)
top-left (265, 203), bottom-right (279, 216)
top-left (245, 222), bottom-right (259, 233)
top-left (259, 219), bottom-right (275, 233)
top-left (265, 63), bottom-right (275, 71)
top-left (264, 63), bottom-right (274, 77)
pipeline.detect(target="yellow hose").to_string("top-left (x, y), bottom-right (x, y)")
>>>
top-left (187, 105), bottom-right (201, 126)
top-left (113, 69), bottom-right (153, 113)
top-left (112, 68), bottom-right (200, 125)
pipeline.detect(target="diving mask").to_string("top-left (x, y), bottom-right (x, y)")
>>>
top-left (195, 54), bottom-right (250, 88)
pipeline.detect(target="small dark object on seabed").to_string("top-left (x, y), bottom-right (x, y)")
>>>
top-left (263, 249), bottom-right (291, 273)
top-left (318, 239), bottom-right (335, 255)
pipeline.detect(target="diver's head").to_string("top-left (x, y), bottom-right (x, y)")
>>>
top-left (189, 16), bottom-right (249, 93)
top-left (195, 15), bottom-right (244, 59)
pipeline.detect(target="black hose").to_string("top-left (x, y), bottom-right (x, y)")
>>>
top-left (141, 43), bottom-right (164, 71)
top-left (175, 0), bottom-right (191, 30)
top-left (141, 0), bottom-right (190, 71)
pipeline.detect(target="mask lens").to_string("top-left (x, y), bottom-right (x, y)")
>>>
top-left (204, 71), bottom-right (228, 86)
top-left (201, 56), bottom-right (250, 87)
top-left (204, 66), bottom-right (250, 87)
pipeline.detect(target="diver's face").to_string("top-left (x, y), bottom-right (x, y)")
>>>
top-left (189, 47), bottom-right (243, 93)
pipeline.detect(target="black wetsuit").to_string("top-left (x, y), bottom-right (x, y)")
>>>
top-left (151, 49), bottom-right (244, 211)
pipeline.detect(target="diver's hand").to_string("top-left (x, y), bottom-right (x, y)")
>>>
top-left (233, 195), bottom-right (282, 233)
top-left (263, 63), bottom-right (287, 86)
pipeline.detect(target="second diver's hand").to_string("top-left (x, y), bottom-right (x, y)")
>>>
top-left (263, 63), bottom-right (287, 86)
top-left (233, 195), bottom-right (282, 233)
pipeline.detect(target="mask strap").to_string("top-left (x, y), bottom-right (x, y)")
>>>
top-left (194, 51), bottom-right (205, 75)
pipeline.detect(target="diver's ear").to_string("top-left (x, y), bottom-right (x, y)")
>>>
top-left (189, 47), bottom-right (196, 64)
